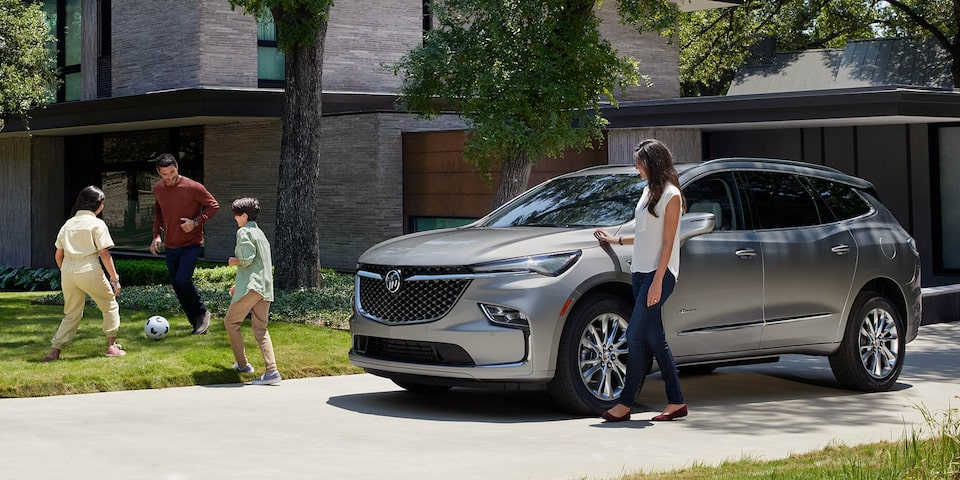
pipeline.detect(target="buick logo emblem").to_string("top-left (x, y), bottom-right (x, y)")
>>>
top-left (384, 269), bottom-right (402, 294)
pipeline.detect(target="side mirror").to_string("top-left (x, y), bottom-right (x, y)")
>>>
top-left (679, 212), bottom-right (716, 246)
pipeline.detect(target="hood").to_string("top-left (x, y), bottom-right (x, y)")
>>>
top-left (358, 226), bottom-right (610, 267)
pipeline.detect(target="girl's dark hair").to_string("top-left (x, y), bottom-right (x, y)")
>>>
top-left (70, 186), bottom-right (106, 217)
top-left (634, 139), bottom-right (686, 218)
top-left (231, 197), bottom-right (260, 221)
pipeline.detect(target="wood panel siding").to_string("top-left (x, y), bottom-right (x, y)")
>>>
top-left (402, 131), bottom-right (607, 232)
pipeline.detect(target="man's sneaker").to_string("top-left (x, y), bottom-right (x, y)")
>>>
top-left (233, 362), bottom-right (255, 373)
top-left (193, 310), bottom-right (211, 335)
top-left (105, 344), bottom-right (126, 357)
top-left (251, 370), bottom-right (282, 386)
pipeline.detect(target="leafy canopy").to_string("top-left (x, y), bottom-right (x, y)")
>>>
top-left (393, 0), bottom-right (640, 173)
top-left (228, 0), bottom-right (334, 49)
top-left (0, 0), bottom-right (57, 130)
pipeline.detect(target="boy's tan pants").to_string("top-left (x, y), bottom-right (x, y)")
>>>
top-left (223, 290), bottom-right (277, 372)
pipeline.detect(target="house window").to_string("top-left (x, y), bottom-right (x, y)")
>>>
top-left (41, 0), bottom-right (82, 102)
top-left (257, 10), bottom-right (285, 87)
top-left (934, 125), bottom-right (960, 273)
top-left (423, 0), bottom-right (432, 34)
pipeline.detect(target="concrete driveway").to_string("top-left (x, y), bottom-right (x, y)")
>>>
top-left (2, 322), bottom-right (958, 480)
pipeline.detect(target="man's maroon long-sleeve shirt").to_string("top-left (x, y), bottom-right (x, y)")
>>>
top-left (152, 176), bottom-right (220, 249)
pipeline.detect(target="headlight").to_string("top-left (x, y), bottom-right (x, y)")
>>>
top-left (470, 250), bottom-right (581, 277)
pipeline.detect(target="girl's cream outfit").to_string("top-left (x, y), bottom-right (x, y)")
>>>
top-left (51, 210), bottom-right (120, 349)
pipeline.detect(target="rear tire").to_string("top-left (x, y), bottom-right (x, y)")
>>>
top-left (548, 294), bottom-right (651, 415)
top-left (829, 291), bottom-right (905, 392)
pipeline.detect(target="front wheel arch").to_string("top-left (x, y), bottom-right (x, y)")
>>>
top-left (548, 294), bottom-right (650, 415)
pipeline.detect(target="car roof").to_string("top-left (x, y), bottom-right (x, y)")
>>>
top-left (566, 157), bottom-right (875, 191)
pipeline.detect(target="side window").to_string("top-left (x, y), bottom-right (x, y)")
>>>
top-left (683, 172), bottom-right (741, 231)
top-left (741, 171), bottom-right (822, 229)
top-left (803, 177), bottom-right (874, 221)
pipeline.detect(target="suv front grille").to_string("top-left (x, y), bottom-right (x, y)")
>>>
top-left (356, 264), bottom-right (472, 324)
top-left (353, 335), bottom-right (475, 366)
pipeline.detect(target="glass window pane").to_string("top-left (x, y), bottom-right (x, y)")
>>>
top-left (65, 0), bottom-right (82, 66)
top-left (64, 72), bottom-right (81, 101)
top-left (101, 171), bottom-right (158, 251)
top-left (257, 13), bottom-right (277, 42)
top-left (742, 171), bottom-right (821, 229)
top-left (938, 127), bottom-right (960, 269)
top-left (411, 217), bottom-right (476, 232)
top-left (258, 47), bottom-right (285, 81)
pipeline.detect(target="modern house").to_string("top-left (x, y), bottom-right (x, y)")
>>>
top-left (0, 0), bottom-right (737, 272)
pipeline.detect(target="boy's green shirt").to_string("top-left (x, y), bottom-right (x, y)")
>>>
top-left (232, 221), bottom-right (274, 303)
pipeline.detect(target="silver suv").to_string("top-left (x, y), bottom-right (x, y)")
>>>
top-left (349, 158), bottom-right (921, 415)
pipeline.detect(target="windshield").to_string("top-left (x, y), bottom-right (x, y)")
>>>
top-left (480, 173), bottom-right (647, 228)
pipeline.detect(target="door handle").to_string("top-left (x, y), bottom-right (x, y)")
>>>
top-left (735, 248), bottom-right (757, 259)
top-left (831, 244), bottom-right (851, 256)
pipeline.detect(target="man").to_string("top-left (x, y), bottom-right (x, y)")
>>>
top-left (150, 153), bottom-right (220, 334)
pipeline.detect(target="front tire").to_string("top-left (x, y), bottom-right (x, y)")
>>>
top-left (548, 294), bottom-right (651, 415)
top-left (829, 291), bottom-right (905, 391)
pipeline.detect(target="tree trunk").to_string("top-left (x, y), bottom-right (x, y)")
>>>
top-left (493, 150), bottom-right (533, 209)
top-left (273, 10), bottom-right (327, 289)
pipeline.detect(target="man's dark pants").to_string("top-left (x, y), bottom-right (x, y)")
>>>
top-left (165, 244), bottom-right (207, 329)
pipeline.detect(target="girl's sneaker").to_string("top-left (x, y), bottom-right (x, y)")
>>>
top-left (105, 344), bottom-right (126, 357)
top-left (233, 363), bottom-right (255, 373)
top-left (251, 370), bottom-right (281, 385)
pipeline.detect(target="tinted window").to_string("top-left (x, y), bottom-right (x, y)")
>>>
top-left (481, 173), bottom-right (646, 228)
top-left (683, 172), bottom-right (741, 231)
top-left (741, 171), bottom-right (822, 229)
top-left (803, 177), bottom-right (873, 221)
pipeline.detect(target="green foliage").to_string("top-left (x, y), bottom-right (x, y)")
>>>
top-left (392, 0), bottom-right (639, 175)
top-left (0, 0), bottom-right (58, 129)
top-left (227, 0), bottom-right (334, 50)
top-left (673, 0), bottom-right (960, 96)
top-left (675, 0), bottom-right (883, 96)
top-left (0, 266), bottom-right (59, 291)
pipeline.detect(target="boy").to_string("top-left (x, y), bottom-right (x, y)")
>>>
top-left (225, 197), bottom-right (281, 385)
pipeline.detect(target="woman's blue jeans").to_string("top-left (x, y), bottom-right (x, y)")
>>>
top-left (619, 270), bottom-right (684, 406)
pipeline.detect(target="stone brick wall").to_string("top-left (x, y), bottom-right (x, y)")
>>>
top-left (595, 3), bottom-right (681, 101)
top-left (324, 0), bottom-right (423, 93)
top-left (112, 0), bottom-right (257, 97)
top-left (202, 120), bottom-right (282, 261)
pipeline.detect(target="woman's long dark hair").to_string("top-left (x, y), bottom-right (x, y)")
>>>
top-left (70, 186), bottom-right (106, 217)
top-left (634, 139), bottom-right (685, 218)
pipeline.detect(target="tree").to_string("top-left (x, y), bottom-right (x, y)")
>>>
top-left (0, 0), bottom-right (57, 132)
top-left (672, 0), bottom-right (881, 96)
top-left (392, 0), bottom-right (640, 208)
top-left (228, 0), bottom-right (334, 289)
top-left (881, 0), bottom-right (960, 86)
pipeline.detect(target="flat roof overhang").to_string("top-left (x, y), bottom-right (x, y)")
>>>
top-left (0, 87), bottom-right (399, 137)
top-left (603, 86), bottom-right (960, 131)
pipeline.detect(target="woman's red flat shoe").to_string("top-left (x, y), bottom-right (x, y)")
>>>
top-left (600, 410), bottom-right (631, 422)
top-left (651, 405), bottom-right (688, 421)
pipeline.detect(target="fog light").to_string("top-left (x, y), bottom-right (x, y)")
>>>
top-left (480, 304), bottom-right (529, 328)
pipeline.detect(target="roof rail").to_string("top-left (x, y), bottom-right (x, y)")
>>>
top-left (701, 157), bottom-right (845, 175)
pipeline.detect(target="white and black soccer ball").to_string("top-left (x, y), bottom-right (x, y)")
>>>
top-left (144, 315), bottom-right (170, 340)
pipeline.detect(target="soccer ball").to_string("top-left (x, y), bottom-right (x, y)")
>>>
top-left (144, 315), bottom-right (170, 340)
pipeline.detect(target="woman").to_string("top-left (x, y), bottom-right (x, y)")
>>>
top-left (594, 139), bottom-right (687, 422)
top-left (44, 186), bottom-right (125, 361)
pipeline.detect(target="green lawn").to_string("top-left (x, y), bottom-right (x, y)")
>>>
top-left (0, 291), bottom-right (360, 397)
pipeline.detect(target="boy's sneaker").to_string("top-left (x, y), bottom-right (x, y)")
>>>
top-left (105, 344), bottom-right (126, 357)
top-left (251, 370), bottom-right (282, 386)
top-left (233, 363), bottom-right (255, 373)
